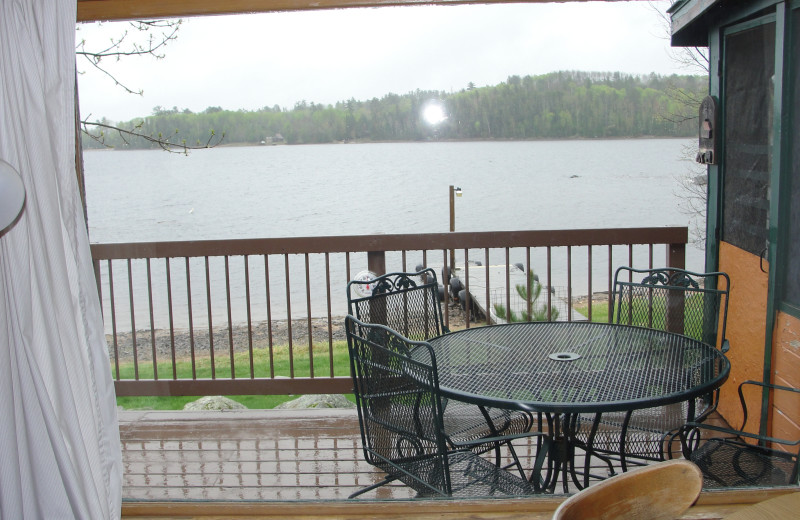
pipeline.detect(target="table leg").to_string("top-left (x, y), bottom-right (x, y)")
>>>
top-left (540, 413), bottom-right (586, 494)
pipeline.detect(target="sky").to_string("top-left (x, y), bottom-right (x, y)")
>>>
top-left (75, 1), bottom-right (692, 123)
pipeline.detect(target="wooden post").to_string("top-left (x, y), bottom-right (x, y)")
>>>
top-left (666, 241), bottom-right (687, 334)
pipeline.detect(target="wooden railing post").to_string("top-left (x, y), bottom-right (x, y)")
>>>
top-left (666, 240), bottom-right (687, 334)
top-left (666, 241), bottom-right (686, 270)
top-left (366, 250), bottom-right (388, 326)
top-left (367, 251), bottom-right (386, 276)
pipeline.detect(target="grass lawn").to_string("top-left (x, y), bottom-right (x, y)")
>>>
top-left (572, 301), bottom-right (611, 323)
top-left (115, 340), bottom-right (354, 411)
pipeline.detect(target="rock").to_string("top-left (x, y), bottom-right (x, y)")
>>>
top-left (183, 396), bottom-right (247, 411)
top-left (275, 394), bottom-right (355, 409)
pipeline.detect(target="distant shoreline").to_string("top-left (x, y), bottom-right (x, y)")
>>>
top-left (84, 135), bottom-right (691, 152)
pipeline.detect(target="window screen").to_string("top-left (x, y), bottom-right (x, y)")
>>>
top-left (721, 22), bottom-right (775, 256)
top-left (781, 8), bottom-right (800, 307)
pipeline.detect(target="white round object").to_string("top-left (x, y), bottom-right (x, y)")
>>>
top-left (0, 160), bottom-right (25, 235)
top-left (351, 270), bottom-right (378, 298)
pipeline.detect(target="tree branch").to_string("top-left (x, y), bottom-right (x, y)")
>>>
top-left (76, 19), bottom-right (182, 95)
top-left (81, 119), bottom-right (225, 155)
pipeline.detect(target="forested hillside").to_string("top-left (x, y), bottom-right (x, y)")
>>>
top-left (82, 71), bottom-right (706, 149)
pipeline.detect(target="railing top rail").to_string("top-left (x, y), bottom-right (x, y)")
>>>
top-left (91, 227), bottom-right (688, 260)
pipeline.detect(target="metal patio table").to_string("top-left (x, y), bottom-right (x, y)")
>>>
top-left (425, 321), bottom-right (730, 493)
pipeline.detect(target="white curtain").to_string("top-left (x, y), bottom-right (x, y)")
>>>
top-left (0, 1), bottom-right (122, 518)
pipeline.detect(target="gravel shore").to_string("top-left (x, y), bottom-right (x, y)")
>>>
top-left (106, 302), bottom-right (470, 363)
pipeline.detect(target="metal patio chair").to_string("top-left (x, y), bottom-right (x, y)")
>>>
top-left (576, 266), bottom-right (730, 474)
top-left (346, 269), bottom-right (536, 475)
top-left (344, 315), bottom-right (550, 498)
top-left (683, 380), bottom-right (800, 488)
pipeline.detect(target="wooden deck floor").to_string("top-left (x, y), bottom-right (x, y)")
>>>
top-left (119, 409), bottom-right (795, 520)
top-left (120, 408), bottom-right (552, 501)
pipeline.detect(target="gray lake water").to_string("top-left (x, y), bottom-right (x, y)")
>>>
top-left (83, 139), bottom-right (706, 330)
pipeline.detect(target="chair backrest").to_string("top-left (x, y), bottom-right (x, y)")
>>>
top-left (736, 380), bottom-right (800, 441)
top-left (612, 266), bottom-right (730, 348)
top-left (552, 459), bottom-right (703, 520)
top-left (347, 269), bottom-right (446, 341)
top-left (345, 315), bottom-right (452, 496)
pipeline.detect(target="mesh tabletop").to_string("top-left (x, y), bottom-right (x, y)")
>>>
top-left (427, 322), bottom-right (730, 414)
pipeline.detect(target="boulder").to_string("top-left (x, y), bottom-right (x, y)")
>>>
top-left (183, 396), bottom-right (247, 411)
top-left (275, 394), bottom-right (355, 409)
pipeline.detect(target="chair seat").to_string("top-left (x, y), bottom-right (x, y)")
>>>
top-left (689, 437), bottom-right (798, 488)
top-left (579, 402), bottom-right (702, 461)
top-left (386, 450), bottom-right (534, 498)
top-left (443, 401), bottom-right (533, 448)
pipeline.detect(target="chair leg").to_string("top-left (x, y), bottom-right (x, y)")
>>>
top-left (348, 474), bottom-right (399, 499)
top-left (501, 440), bottom-right (528, 480)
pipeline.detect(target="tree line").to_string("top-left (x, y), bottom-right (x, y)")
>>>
top-left (82, 71), bottom-right (706, 150)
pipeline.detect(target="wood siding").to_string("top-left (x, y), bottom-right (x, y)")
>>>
top-left (717, 241), bottom-right (769, 432)
top-left (771, 311), bottom-right (800, 445)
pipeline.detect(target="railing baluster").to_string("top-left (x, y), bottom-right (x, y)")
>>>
top-left (484, 248), bottom-right (490, 325)
top-left (628, 244), bottom-right (634, 270)
top-left (185, 257), bottom-right (196, 379)
top-left (146, 258), bottom-right (157, 380)
top-left (245, 255), bottom-right (254, 379)
top-left (546, 246), bottom-right (553, 322)
top-left (225, 256), bottom-right (235, 379)
top-left (285, 254), bottom-right (294, 378)
top-left (127, 258), bottom-right (139, 379)
top-left (205, 257), bottom-right (215, 379)
top-left (93, 259), bottom-right (103, 321)
top-left (166, 257), bottom-right (176, 379)
top-left (587, 246), bottom-right (593, 322)
top-left (526, 247), bottom-right (532, 321)
top-left (325, 252), bottom-right (334, 378)
top-left (505, 247), bottom-right (511, 324)
top-left (442, 249), bottom-right (449, 331)
top-left (305, 253), bottom-right (313, 378)
top-left (264, 255), bottom-right (274, 379)
top-left (108, 260), bottom-right (119, 379)
top-left (566, 246), bottom-right (573, 322)
top-left (464, 248), bottom-right (470, 328)
top-left (608, 245), bottom-right (613, 323)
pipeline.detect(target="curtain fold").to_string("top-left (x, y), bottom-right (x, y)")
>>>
top-left (0, 1), bottom-right (122, 518)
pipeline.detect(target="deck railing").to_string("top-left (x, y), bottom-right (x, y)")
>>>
top-left (91, 227), bottom-right (687, 397)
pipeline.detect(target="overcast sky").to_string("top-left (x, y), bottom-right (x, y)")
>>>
top-left (75, 1), bottom-right (691, 123)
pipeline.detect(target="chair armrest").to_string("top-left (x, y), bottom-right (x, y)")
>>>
top-left (684, 421), bottom-right (800, 448)
top-left (451, 430), bottom-right (550, 450)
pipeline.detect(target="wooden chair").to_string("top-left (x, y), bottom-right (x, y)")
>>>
top-left (576, 267), bottom-right (730, 476)
top-left (344, 316), bottom-right (550, 498)
top-left (347, 269), bottom-right (537, 477)
top-left (552, 459), bottom-right (703, 520)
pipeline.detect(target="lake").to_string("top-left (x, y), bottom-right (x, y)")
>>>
top-left (83, 139), bottom-right (706, 329)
